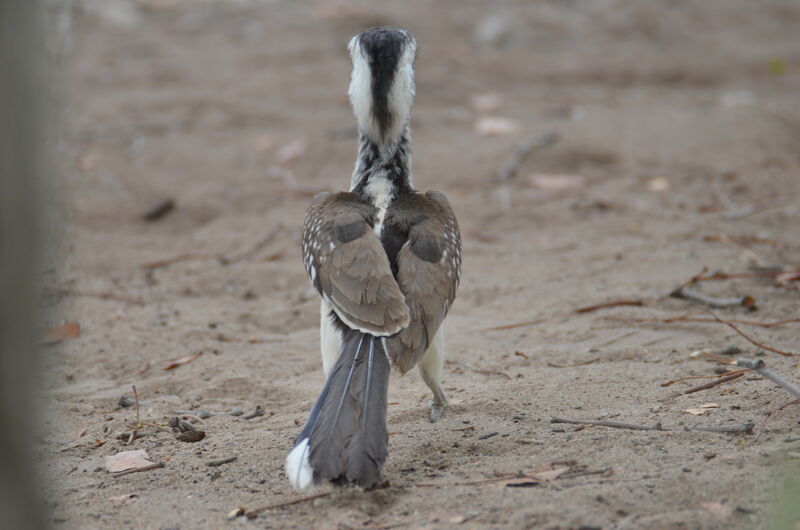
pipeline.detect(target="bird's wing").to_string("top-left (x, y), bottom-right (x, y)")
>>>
top-left (302, 191), bottom-right (410, 336)
top-left (386, 191), bottom-right (462, 372)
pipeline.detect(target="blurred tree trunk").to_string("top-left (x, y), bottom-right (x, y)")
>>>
top-left (0, 1), bottom-right (47, 529)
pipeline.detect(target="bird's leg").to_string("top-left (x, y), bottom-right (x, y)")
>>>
top-left (418, 331), bottom-right (447, 422)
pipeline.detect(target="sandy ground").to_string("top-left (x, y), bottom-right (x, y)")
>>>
top-left (42, 0), bottom-right (800, 528)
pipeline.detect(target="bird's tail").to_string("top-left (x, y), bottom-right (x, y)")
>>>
top-left (285, 332), bottom-right (390, 490)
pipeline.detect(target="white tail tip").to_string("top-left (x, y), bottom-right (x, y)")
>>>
top-left (285, 438), bottom-right (313, 490)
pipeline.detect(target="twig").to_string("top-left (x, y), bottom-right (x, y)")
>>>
top-left (670, 286), bottom-right (756, 310)
top-left (249, 492), bottom-right (334, 514)
top-left (496, 132), bottom-right (560, 182)
top-left (141, 253), bottom-right (221, 270)
top-left (551, 417), bottom-right (754, 434)
top-left (574, 300), bottom-right (644, 313)
top-left (765, 398), bottom-right (800, 419)
top-left (661, 372), bottom-right (746, 401)
top-left (661, 369), bottom-right (747, 387)
top-left (220, 230), bottom-right (280, 266)
top-left (690, 423), bottom-right (753, 434)
top-left (111, 462), bottom-right (164, 477)
top-left (693, 270), bottom-right (783, 282)
top-left (551, 417), bottom-right (664, 431)
top-left (482, 318), bottom-right (549, 332)
top-left (43, 286), bottom-right (145, 306)
top-left (207, 456), bottom-right (238, 467)
top-left (700, 309), bottom-right (796, 357)
top-left (609, 313), bottom-right (800, 328)
top-left (735, 359), bottom-right (800, 397)
top-left (127, 385), bottom-right (140, 445)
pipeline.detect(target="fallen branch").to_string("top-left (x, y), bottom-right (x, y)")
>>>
top-left (551, 417), bottom-right (753, 434)
top-left (670, 287), bottom-right (756, 310)
top-left (690, 423), bottom-right (754, 434)
top-left (735, 359), bottom-right (800, 398)
top-left (247, 492), bottom-right (334, 515)
top-left (608, 313), bottom-right (800, 328)
top-left (660, 371), bottom-right (746, 401)
top-left (551, 417), bottom-right (664, 431)
top-left (661, 369), bottom-right (748, 387)
top-left (574, 300), bottom-right (644, 314)
top-left (701, 309), bottom-right (796, 357)
top-left (482, 318), bottom-right (549, 332)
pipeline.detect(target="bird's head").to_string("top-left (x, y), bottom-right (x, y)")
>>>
top-left (348, 27), bottom-right (416, 146)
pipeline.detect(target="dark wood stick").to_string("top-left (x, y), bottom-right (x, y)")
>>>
top-left (661, 369), bottom-right (747, 388)
top-left (661, 372), bottom-right (745, 401)
top-left (574, 300), bottom-right (644, 313)
top-left (700, 309), bottom-right (796, 357)
top-left (551, 417), bottom-right (664, 431)
top-left (670, 286), bottom-right (755, 309)
top-left (735, 359), bottom-right (800, 397)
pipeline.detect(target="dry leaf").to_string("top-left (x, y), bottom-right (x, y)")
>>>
top-left (475, 116), bottom-right (520, 137)
top-left (529, 174), bottom-right (586, 190)
top-left (41, 323), bottom-right (80, 345)
top-left (163, 351), bottom-right (203, 371)
top-left (647, 176), bottom-right (670, 192)
top-left (701, 501), bottom-right (733, 519)
top-left (277, 138), bottom-right (308, 166)
top-left (683, 403), bottom-right (719, 416)
top-left (105, 450), bottom-right (154, 473)
top-left (530, 466), bottom-right (569, 481)
top-left (469, 92), bottom-right (503, 113)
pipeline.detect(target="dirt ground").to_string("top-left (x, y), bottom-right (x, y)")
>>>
top-left (42, 0), bottom-right (800, 528)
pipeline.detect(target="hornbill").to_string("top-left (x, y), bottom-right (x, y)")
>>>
top-left (285, 27), bottom-right (462, 490)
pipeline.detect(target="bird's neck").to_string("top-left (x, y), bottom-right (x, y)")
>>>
top-left (350, 127), bottom-right (413, 209)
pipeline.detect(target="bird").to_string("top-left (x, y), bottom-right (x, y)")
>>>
top-left (284, 26), bottom-right (462, 491)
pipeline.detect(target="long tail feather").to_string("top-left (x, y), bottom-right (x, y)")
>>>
top-left (286, 331), bottom-right (390, 490)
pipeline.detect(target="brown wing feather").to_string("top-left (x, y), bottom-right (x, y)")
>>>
top-left (302, 192), bottom-right (410, 336)
top-left (385, 191), bottom-right (461, 372)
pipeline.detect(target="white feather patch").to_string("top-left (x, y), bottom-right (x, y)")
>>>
top-left (286, 438), bottom-right (314, 491)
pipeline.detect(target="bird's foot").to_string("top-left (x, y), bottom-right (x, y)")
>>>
top-left (428, 398), bottom-right (447, 423)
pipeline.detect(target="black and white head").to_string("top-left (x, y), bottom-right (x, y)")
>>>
top-left (348, 27), bottom-right (416, 146)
